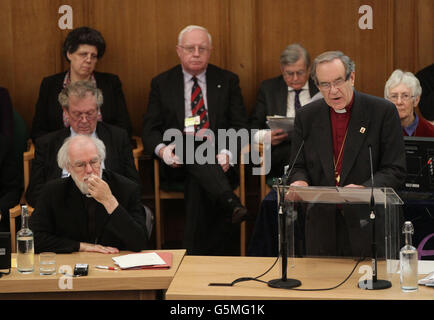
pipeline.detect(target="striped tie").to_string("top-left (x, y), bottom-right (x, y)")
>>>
top-left (191, 76), bottom-right (209, 132)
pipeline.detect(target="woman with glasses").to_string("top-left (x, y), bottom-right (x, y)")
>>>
top-left (385, 69), bottom-right (434, 137)
top-left (31, 26), bottom-right (132, 141)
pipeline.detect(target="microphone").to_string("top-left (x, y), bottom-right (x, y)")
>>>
top-left (268, 140), bottom-right (304, 290)
top-left (358, 145), bottom-right (392, 290)
top-left (281, 140), bottom-right (305, 186)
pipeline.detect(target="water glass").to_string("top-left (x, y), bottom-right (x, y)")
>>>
top-left (39, 252), bottom-right (56, 275)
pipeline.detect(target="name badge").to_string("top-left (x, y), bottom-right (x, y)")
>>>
top-left (185, 116), bottom-right (200, 128)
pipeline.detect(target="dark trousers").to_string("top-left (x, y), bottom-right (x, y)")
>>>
top-left (159, 138), bottom-right (240, 255)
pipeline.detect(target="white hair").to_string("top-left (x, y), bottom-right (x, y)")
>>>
top-left (384, 69), bottom-right (422, 99)
top-left (57, 135), bottom-right (106, 170)
top-left (177, 25), bottom-right (212, 46)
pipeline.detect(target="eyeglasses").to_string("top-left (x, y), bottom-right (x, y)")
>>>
top-left (69, 109), bottom-right (98, 121)
top-left (317, 75), bottom-right (350, 90)
top-left (178, 45), bottom-right (210, 55)
top-left (388, 93), bottom-right (414, 102)
top-left (71, 158), bottom-right (100, 171)
top-left (282, 70), bottom-right (307, 78)
top-left (76, 52), bottom-right (98, 61)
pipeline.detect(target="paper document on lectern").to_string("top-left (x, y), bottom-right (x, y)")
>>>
top-left (285, 186), bottom-right (388, 204)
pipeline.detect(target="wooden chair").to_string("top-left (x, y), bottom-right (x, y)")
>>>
top-left (131, 136), bottom-right (144, 171)
top-left (153, 145), bottom-right (247, 255)
top-left (10, 136), bottom-right (144, 252)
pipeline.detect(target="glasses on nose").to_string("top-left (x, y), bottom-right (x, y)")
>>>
top-left (71, 158), bottom-right (100, 171)
top-left (77, 52), bottom-right (98, 61)
top-left (317, 75), bottom-right (350, 90)
top-left (388, 93), bottom-right (414, 102)
top-left (178, 45), bottom-right (210, 55)
top-left (69, 110), bottom-right (98, 121)
top-left (282, 70), bottom-right (306, 78)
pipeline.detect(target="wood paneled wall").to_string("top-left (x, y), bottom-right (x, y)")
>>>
top-left (0, 0), bottom-right (432, 137)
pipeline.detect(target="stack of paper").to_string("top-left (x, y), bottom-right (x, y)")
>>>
top-left (112, 252), bottom-right (169, 270)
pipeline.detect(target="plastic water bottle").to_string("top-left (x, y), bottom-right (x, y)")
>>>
top-left (400, 221), bottom-right (418, 292)
top-left (16, 205), bottom-right (34, 274)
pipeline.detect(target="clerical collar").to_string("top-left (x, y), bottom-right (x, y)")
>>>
top-left (331, 92), bottom-right (355, 114)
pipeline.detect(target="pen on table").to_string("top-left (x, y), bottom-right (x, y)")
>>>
top-left (95, 265), bottom-right (119, 270)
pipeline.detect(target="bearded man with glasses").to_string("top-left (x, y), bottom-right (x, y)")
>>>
top-left (30, 135), bottom-right (148, 253)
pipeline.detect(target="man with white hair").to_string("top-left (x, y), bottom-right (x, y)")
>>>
top-left (142, 25), bottom-right (249, 255)
top-left (30, 135), bottom-right (148, 253)
top-left (385, 69), bottom-right (434, 137)
top-left (26, 80), bottom-right (139, 207)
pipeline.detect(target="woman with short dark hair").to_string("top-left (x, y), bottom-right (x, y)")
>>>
top-left (31, 26), bottom-right (132, 141)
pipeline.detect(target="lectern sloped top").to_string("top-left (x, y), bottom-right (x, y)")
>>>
top-left (273, 186), bottom-right (403, 205)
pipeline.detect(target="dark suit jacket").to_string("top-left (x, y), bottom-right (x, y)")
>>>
top-left (250, 76), bottom-right (318, 129)
top-left (287, 91), bottom-right (406, 257)
top-left (142, 64), bottom-right (248, 156)
top-left (0, 87), bottom-right (14, 139)
top-left (289, 90), bottom-right (406, 188)
top-left (30, 71), bottom-right (132, 141)
top-left (142, 64), bottom-right (248, 255)
top-left (249, 76), bottom-right (319, 177)
top-left (30, 170), bottom-right (148, 253)
top-left (26, 122), bottom-right (140, 207)
top-left (0, 134), bottom-right (22, 229)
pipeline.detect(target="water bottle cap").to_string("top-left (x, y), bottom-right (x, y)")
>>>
top-left (402, 221), bottom-right (414, 234)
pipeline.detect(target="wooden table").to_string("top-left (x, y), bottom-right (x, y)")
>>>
top-left (0, 249), bottom-right (185, 300)
top-left (165, 255), bottom-right (434, 300)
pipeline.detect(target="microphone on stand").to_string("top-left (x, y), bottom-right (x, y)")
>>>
top-left (268, 140), bottom-right (304, 289)
top-left (358, 145), bottom-right (392, 290)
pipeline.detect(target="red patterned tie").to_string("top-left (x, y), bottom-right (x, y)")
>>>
top-left (191, 76), bottom-right (209, 133)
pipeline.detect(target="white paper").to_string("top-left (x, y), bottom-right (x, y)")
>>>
top-left (112, 252), bottom-right (166, 269)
